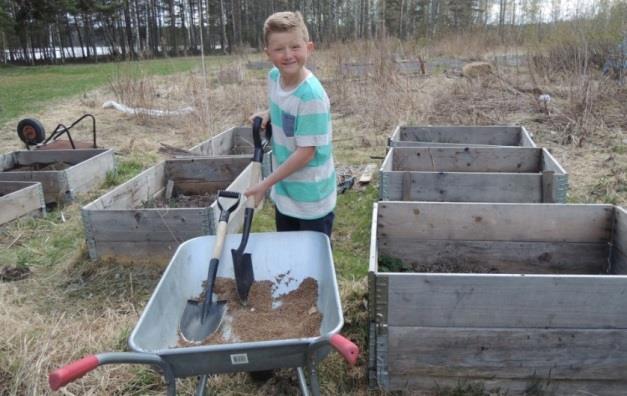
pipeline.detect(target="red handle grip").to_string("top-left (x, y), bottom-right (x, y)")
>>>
top-left (330, 334), bottom-right (359, 366)
top-left (49, 355), bottom-right (100, 391)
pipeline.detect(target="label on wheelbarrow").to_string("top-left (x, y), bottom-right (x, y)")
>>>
top-left (230, 353), bottom-right (249, 365)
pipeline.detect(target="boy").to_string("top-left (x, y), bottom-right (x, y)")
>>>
top-left (247, 11), bottom-right (336, 239)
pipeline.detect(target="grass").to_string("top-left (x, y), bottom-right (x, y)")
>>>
top-left (1, 35), bottom-right (626, 395)
top-left (0, 57), bottom-right (208, 126)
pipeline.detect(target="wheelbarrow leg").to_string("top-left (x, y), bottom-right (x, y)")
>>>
top-left (195, 374), bottom-right (209, 396)
top-left (295, 361), bottom-right (321, 396)
top-left (296, 367), bottom-right (310, 396)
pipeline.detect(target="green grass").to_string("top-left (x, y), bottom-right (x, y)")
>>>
top-left (252, 184), bottom-right (377, 279)
top-left (0, 57), bottom-right (211, 126)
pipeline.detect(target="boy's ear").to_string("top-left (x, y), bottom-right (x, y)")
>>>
top-left (307, 41), bottom-right (314, 53)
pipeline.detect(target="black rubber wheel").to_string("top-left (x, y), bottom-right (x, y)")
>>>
top-left (248, 370), bottom-right (275, 383)
top-left (17, 118), bottom-right (46, 145)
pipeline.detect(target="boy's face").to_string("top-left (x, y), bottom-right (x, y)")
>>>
top-left (265, 30), bottom-right (313, 79)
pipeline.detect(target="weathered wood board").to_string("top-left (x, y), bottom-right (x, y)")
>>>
top-left (369, 202), bottom-right (627, 393)
top-left (388, 125), bottom-right (536, 148)
top-left (81, 156), bottom-right (252, 264)
top-left (188, 125), bottom-right (272, 177)
top-left (379, 146), bottom-right (568, 202)
top-left (0, 181), bottom-right (46, 226)
top-left (0, 149), bottom-right (115, 204)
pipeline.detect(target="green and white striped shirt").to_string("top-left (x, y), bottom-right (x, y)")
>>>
top-left (267, 67), bottom-right (336, 219)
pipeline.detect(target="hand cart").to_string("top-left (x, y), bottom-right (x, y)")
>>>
top-left (17, 114), bottom-right (97, 150)
top-left (49, 231), bottom-right (358, 395)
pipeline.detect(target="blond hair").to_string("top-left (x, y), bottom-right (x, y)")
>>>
top-left (263, 11), bottom-right (310, 45)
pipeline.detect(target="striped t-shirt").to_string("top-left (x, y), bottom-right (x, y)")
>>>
top-left (267, 67), bottom-right (336, 220)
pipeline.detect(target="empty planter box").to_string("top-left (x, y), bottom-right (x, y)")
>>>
top-left (81, 156), bottom-right (252, 264)
top-left (189, 125), bottom-right (272, 177)
top-left (0, 149), bottom-right (115, 204)
top-left (0, 181), bottom-right (46, 226)
top-left (388, 125), bottom-right (536, 148)
top-left (369, 201), bottom-right (627, 394)
top-left (380, 146), bottom-right (567, 203)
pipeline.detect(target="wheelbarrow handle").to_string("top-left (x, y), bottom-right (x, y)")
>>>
top-left (49, 352), bottom-right (176, 394)
top-left (49, 355), bottom-right (99, 390)
top-left (330, 334), bottom-right (359, 366)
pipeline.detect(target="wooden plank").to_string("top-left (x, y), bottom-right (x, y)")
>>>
top-left (165, 180), bottom-right (174, 200)
top-left (379, 239), bottom-right (609, 274)
top-left (388, 327), bottom-right (627, 380)
top-left (614, 206), bottom-right (627, 257)
top-left (14, 149), bottom-right (108, 166)
top-left (387, 375), bottom-right (627, 395)
top-left (381, 172), bottom-right (542, 202)
top-left (542, 148), bottom-right (568, 174)
top-left (377, 202), bottom-right (613, 243)
top-left (398, 126), bottom-right (523, 146)
top-left (391, 146), bottom-right (542, 173)
top-left (612, 250), bottom-right (627, 275)
top-left (519, 126), bottom-right (537, 147)
top-left (188, 126), bottom-right (238, 155)
top-left (0, 152), bottom-right (16, 171)
top-left (64, 149), bottom-right (115, 197)
top-left (386, 273), bottom-right (627, 328)
top-left (541, 170), bottom-right (555, 203)
top-left (0, 182), bottom-right (45, 225)
top-left (84, 208), bottom-right (209, 242)
top-left (174, 180), bottom-right (231, 195)
top-left (358, 163), bottom-right (377, 184)
top-left (0, 171), bottom-right (68, 204)
top-left (83, 162), bottom-right (165, 210)
top-left (164, 156), bottom-right (249, 180)
top-left (90, 240), bottom-right (185, 264)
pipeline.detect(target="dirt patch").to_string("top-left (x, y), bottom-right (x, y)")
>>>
top-left (142, 192), bottom-right (217, 208)
top-left (0, 265), bottom-right (32, 282)
top-left (6, 162), bottom-right (73, 171)
top-left (178, 277), bottom-right (322, 346)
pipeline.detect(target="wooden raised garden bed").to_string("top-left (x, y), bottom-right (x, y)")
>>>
top-left (388, 125), bottom-right (536, 148)
top-left (369, 201), bottom-right (627, 395)
top-left (81, 156), bottom-right (252, 264)
top-left (189, 125), bottom-right (272, 177)
top-left (0, 149), bottom-right (115, 204)
top-left (379, 146), bottom-right (567, 203)
top-left (0, 181), bottom-right (46, 226)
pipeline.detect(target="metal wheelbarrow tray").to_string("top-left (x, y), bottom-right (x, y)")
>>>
top-left (50, 231), bottom-right (358, 395)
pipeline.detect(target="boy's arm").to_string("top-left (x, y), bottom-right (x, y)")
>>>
top-left (245, 146), bottom-right (315, 207)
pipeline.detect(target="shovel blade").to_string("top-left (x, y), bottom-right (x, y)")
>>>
top-left (179, 297), bottom-right (226, 342)
top-left (231, 249), bottom-right (254, 303)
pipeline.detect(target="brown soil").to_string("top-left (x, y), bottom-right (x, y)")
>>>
top-left (178, 276), bottom-right (322, 346)
top-left (143, 192), bottom-right (217, 208)
top-left (6, 162), bottom-right (73, 171)
top-left (0, 265), bottom-right (32, 282)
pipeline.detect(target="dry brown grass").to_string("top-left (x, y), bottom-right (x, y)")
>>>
top-left (1, 35), bottom-right (626, 395)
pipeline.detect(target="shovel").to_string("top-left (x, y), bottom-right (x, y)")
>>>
top-left (179, 190), bottom-right (241, 342)
top-left (231, 116), bottom-right (270, 304)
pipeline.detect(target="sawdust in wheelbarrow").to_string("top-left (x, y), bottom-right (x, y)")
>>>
top-left (178, 277), bottom-right (322, 346)
top-left (7, 161), bottom-right (73, 171)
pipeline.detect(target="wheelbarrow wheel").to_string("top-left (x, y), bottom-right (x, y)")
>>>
top-left (17, 118), bottom-right (46, 145)
top-left (248, 369), bottom-right (274, 383)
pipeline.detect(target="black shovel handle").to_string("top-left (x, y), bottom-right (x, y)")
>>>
top-left (217, 190), bottom-right (241, 223)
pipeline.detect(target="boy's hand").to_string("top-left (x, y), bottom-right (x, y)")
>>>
top-left (244, 182), bottom-right (268, 208)
top-left (249, 110), bottom-right (270, 130)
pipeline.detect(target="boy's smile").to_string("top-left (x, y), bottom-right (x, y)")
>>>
top-left (265, 31), bottom-right (314, 89)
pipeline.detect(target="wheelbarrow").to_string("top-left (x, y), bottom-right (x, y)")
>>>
top-left (49, 231), bottom-right (359, 395)
top-left (17, 114), bottom-right (97, 150)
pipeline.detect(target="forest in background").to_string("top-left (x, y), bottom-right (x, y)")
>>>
top-left (0, 0), bottom-right (626, 65)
